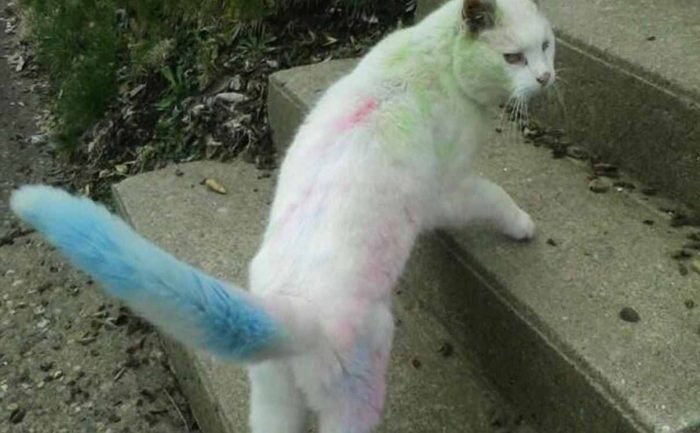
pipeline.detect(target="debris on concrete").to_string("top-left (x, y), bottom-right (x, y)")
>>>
top-left (589, 178), bottom-right (611, 194)
top-left (672, 249), bottom-right (695, 260)
top-left (410, 358), bottom-right (422, 369)
top-left (204, 178), bottom-right (227, 194)
top-left (593, 163), bottom-right (619, 179)
top-left (437, 342), bottom-right (454, 358)
top-left (619, 307), bottom-right (641, 323)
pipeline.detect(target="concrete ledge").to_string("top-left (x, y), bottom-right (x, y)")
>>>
top-left (112, 161), bottom-right (526, 432)
top-left (269, 61), bottom-right (700, 433)
top-left (416, 0), bottom-right (700, 211)
top-left (113, 162), bottom-right (271, 433)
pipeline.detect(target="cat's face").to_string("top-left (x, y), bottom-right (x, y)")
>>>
top-left (455, 0), bottom-right (556, 102)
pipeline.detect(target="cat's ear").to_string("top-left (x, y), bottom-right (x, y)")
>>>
top-left (463, 0), bottom-right (496, 35)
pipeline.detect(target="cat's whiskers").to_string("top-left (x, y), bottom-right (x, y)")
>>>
top-left (505, 97), bottom-right (519, 144)
top-left (553, 76), bottom-right (570, 86)
top-left (553, 69), bottom-right (571, 86)
top-left (508, 95), bottom-right (529, 145)
top-left (513, 98), bottom-right (522, 143)
top-left (521, 99), bottom-right (530, 135)
top-left (498, 96), bottom-right (516, 139)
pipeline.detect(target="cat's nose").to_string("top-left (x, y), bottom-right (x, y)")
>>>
top-left (536, 72), bottom-right (551, 86)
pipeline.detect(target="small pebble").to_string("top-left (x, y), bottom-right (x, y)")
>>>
top-left (565, 145), bottom-right (590, 160)
top-left (410, 358), bottom-right (422, 369)
top-left (619, 307), bottom-right (640, 323)
top-left (437, 342), bottom-right (454, 358)
top-left (9, 407), bottom-right (26, 424)
top-left (589, 178), bottom-right (611, 194)
top-left (613, 181), bottom-right (635, 190)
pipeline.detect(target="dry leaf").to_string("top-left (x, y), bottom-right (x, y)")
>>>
top-left (115, 164), bottom-right (128, 175)
top-left (205, 178), bottom-right (227, 194)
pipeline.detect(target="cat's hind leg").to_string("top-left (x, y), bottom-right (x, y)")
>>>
top-left (438, 175), bottom-right (535, 240)
top-left (249, 362), bottom-right (308, 433)
top-left (317, 346), bottom-right (390, 433)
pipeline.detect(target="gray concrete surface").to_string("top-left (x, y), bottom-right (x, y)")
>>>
top-left (0, 2), bottom-right (53, 228)
top-left (268, 60), bottom-right (700, 433)
top-left (415, 0), bottom-right (700, 212)
top-left (0, 233), bottom-right (199, 433)
top-left (113, 161), bottom-right (530, 433)
top-left (0, 2), bottom-right (198, 431)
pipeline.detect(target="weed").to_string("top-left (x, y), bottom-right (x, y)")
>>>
top-left (20, 0), bottom-right (393, 155)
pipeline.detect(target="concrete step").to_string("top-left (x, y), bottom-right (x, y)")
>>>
top-left (267, 60), bottom-right (700, 433)
top-left (112, 161), bottom-right (532, 433)
top-left (417, 0), bottom-right (700, 212)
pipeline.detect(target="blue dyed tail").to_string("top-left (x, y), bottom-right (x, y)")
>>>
top-left (10, 185), bottom-right (318, 362)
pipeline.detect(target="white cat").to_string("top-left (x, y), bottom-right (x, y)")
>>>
top-left (11, 0), bottom-right (555, 431)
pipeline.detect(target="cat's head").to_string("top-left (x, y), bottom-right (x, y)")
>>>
top-left (452, 0), bottom-right (555, 103)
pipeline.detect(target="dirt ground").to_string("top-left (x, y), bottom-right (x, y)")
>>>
top-left (0, 2), bottom-right (199, 432)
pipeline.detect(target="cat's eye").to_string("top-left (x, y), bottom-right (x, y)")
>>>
top-left (542, 40), bottom-right (550, 51)
top-left (503, 53), bottom-right (526, 65)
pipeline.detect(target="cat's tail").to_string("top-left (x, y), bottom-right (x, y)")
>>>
top-left (10, 185), bottom-right (320, 362)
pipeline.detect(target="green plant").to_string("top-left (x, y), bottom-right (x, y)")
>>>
top-left (156, 64), bottom-right (190, 112)
top-left (20, 0), bottom-right (386, 155)
top-left (22, 0), bottom-right (123, 149)
top-left (238, 29), bottom-right (278, 57)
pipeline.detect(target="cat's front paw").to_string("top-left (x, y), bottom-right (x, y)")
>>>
top-left (504, 209), bottom-right (536, 241)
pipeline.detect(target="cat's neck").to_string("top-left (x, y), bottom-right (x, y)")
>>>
top-left (362, 0), bottom-right (503, 110)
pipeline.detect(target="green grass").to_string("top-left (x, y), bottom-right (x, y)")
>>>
top-left (22, 0), bottom-right (122, 149)
top-left (21, 0), bottom-right (381, 153)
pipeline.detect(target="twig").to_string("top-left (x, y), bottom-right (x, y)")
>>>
top-left (113, 366), bottom-right (126, 382)
top-left (165, 388), bottom-right (190, 433)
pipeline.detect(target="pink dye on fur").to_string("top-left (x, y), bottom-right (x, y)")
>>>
top-left (336, 98), bottom-right (379, 131)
